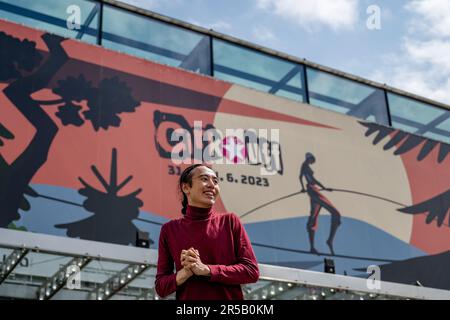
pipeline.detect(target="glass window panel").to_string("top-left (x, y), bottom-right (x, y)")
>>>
top-left (126, 265), bottom-right (156, 290)
top-left (423, 132), bottom-right (449, 143)
top-left (0, 0), bottom-right (99, 44)
top-left (112, 266), bottom-right (157, 300)
top-left (14, 252), bottom-right (72, 278)
top-left (387, 93), bottom-right (450, 143)
top-left (79, 260), bottom-right (129, 285)
top-left (436, 117), bottom-right (450, 131)
top-left (102, 4), bottom-right (211, 75)
top-left (392, 121), bottom-right (419, 134)
top-left (213, 39), bottom-right (306, 102)
top-left (2, 251), bottom-right (74, 300)
top-left (0, 247), bottom-right (13, 258)
top-left (306, 67), bottom-right (389, 125)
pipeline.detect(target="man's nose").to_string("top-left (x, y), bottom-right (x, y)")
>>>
top-left (205, 178), bottom-right (216, 188)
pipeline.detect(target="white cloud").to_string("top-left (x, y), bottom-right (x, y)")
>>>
top-left (209, 21), bottom-right (232, 31)
top-left (186, 19), bottom-right (232, 32)
top-left (404, 38), bottom-right (450, 73)
top-left (121, 0), bottom-right (158, 11)
top-left (370, 0), bottom-right (450, 105)
top-left (372, 61), bottom-right (450, 104)
top-left (255, 0), bottom-right (359, 31)
top-left (406, 0), bottom-right (450, 37)
top-left (252, 25), bottom-right (276, 42)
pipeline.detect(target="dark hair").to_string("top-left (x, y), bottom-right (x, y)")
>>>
top-left (305, 152), bottom-right (315, 163)
top-left (179, 164), bottom-right (204, 215)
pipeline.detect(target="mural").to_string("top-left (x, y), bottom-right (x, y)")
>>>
top-left (0, 20), bottom-right (449, 290)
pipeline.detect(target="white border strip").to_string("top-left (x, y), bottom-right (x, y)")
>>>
top-left (0, 228), bottom-right (157, 265)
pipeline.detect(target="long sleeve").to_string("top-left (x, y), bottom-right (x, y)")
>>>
top-left (208, 214), bottom-right (259, 285)
top-left (154, 224), bottom-right (177, 298)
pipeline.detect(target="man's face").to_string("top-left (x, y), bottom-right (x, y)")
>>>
top-left (182, 166), bottom-right (220, 208)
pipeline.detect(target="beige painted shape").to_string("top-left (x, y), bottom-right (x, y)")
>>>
top-left (223, 85), bottom-right (347, 129)
top-left (213, 86), bottom-right (413, 243)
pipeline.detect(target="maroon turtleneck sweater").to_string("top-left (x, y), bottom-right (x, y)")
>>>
top-left (155, 205), bottom-right (259, 300)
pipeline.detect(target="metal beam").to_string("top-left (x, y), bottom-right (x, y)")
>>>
top-left (89, 263), bottom-right (150, 300)
top-left (415, 112), bottom-right (450, 136)
top-left (76, 3), bottom-right (100, 40)
top-left (258, 264), bottom-right (450, 300)
top-left (214, 64), bottom-right (303, 95)
top-left (244, 280), bottom-right (294, 300)
top-left (36, 256), bottom-right (91, 300)
top-left (0, 228), bottom-right (157, 265)
top-left (268, 66), bottom-right (301, 95)
top-left (391, 116), bottom-right (450, 137)
top-left (0, 248), bottom-right (29, 285)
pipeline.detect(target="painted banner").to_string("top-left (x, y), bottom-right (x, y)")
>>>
top-left (1, 20), bottom-right (449, 290)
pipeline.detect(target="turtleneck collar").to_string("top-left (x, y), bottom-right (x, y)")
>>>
top-left (185, 205), bottom-right (214, 221)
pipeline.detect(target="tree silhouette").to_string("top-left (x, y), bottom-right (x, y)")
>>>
top-left (52, 75), bottom-right (140, 130)
top-left (0, 31), bottom-right (141, 228)
top-left (0, 32), bottom-right (42, 212)
top-left (0, 124), bottom-right (37, 212)
top-left (0, 31), bottom-right (43, 81)
top-left (55, 148), bottom-right (143, 245)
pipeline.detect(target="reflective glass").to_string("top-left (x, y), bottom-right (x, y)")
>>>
top-left (213, 39), bottom-right (306, 102)
top-left (102, 4), bottom-right (211, 75)
top-left (306, 67), bottom-right (389, 124)
top-left (244, 279), bottom-right (407, 300)
top-left (387, 93), bottom-right (450, 143)
top-left (0, 0), bottom-right (99, 44)
top-left (110, 266), bottom-right (158, 300)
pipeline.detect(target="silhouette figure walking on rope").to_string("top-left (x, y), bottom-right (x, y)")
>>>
top-left (299, 152), bottom-right (341, 255)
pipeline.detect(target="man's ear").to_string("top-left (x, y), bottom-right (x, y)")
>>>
top-left (181, 183), bottom-right (190, 195)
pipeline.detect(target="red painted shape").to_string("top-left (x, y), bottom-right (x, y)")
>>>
top-left (219, 99), bottom-right (339, 129)
top-left (400, 142), bottom-right (450, 254)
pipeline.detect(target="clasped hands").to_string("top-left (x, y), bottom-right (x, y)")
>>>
top-left (180, 247), bottom-right (211, 277)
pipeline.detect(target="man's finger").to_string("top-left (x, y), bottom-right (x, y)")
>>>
top-left (186, 250), bottom-right (199, 258)
top-left (185, 256), bottom-right (197, 263)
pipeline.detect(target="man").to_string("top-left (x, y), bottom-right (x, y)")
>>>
top-left (155, 164), bottom-right (259, 300)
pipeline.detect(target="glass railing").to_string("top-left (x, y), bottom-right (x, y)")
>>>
top-left (0, 0), bottom-right (99, 44)
top-left (213, 38), bottom-right (307, 102)
top-left (0, 0), bottom-right (448, 144)
top-left (388, 93), bottom-right (450, 144)
top-left (102, 4), bottom-right (211, 75)
top-left (306, 67), bottom-right (389, 125)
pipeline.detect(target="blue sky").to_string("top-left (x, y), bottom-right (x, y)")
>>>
top-left (122, 0), bottom-right (450, 106)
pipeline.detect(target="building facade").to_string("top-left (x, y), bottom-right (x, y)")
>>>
top-left (0, 0), bottom-right (449, 299)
